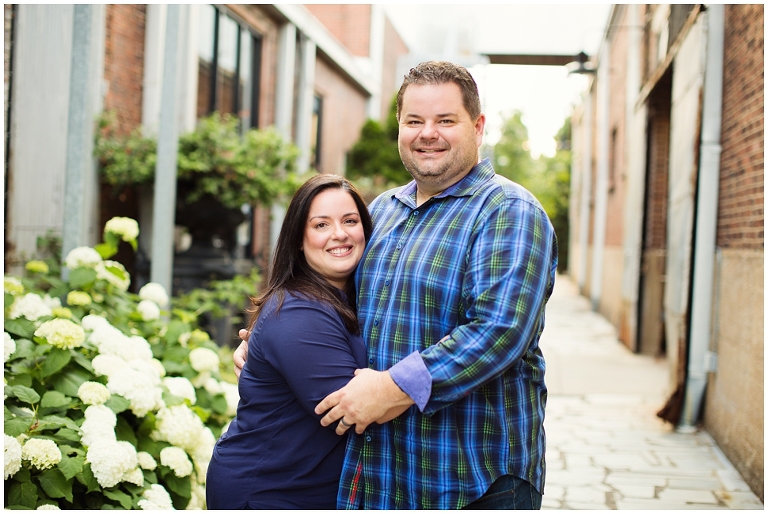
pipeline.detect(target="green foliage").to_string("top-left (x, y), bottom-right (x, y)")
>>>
top-left (4, 218), bottom-right (240, 510)
top-left (346, 96), bottom-right (411, 191)
top-left (95, 111), bottom-right (307, 210)
top-left (492, 112), bottom-right (571, 272)
top-left (173, 268), bottom-right (259, 322)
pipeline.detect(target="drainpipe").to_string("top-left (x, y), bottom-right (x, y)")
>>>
top-left (270, 23), bottom-right (297, 253)
top-left (678, 4), bottom-right (724, 430)
top-left (577, 91), bottom-right (593, 292)
top-left (590, 41), bottom-right (611, 310)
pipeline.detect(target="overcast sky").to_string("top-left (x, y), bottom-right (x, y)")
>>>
top-left (380, 4), bottom-right (612, 157)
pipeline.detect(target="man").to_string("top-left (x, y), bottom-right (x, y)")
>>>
top-left (235, 61), bottom-right (557, 509)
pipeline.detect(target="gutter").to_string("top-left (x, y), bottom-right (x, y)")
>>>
top-left (268, 4), bottom-right (377, 97)
top-left (678, 4), bottom-right (725, 430)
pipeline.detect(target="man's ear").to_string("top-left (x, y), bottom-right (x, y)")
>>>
top-left (475, 113), bottom-right (486, 146)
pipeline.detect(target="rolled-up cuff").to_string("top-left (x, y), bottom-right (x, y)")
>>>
top-left (389, 351), bottom-right (431, 411)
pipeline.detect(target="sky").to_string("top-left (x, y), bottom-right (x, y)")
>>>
top-left (380, 4), bottom-right (612, 157)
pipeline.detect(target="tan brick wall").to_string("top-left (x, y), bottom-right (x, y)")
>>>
top-left (314, 57), bottom-right (368, 175)
top-left (717, 4), bottom-right (764, 249)
top-left (379, 15), bottom-right (409, 120)
top-left (103, 4), bottom-right (146, 134)
top-left (304, 4), bottom-right (371, 57)
top-left (605, 7), bottom-right (628, 248)
top-left (705, 248), bottom-right (764, 501)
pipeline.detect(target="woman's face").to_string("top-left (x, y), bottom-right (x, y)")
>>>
top-left (302, 188), bottom-right (366, 289)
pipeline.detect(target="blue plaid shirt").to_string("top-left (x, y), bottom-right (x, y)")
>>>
top-left (339, 159), bottom-right (558, 509)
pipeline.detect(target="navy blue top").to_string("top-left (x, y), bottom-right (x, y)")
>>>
top-left (206, 291), bottom-right (367, 509)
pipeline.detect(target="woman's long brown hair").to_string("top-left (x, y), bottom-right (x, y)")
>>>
top-left (245, 174), bottom-right (373, 334)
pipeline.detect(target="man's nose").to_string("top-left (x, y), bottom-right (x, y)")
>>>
top-left (419, 121), bottom-right (439, 140)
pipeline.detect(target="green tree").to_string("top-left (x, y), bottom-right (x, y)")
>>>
top-left (492, 112), bottom-right (570, 272)
top-left (346, 97), bottom-right (411, 190)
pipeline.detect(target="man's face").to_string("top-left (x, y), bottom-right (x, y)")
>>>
top-left (398, 82), bottom-right (485, 196)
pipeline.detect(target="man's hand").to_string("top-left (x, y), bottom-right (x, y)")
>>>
top-left (314, 368), bottom-right (414, 435)
top-left (233, 329), bottom-right (250, 378)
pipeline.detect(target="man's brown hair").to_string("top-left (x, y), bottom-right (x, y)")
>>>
top-left (396, 61), bottom-right (482, 121)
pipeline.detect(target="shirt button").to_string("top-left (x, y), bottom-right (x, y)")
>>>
top-left (365, 436), bottom-right (372, 442)
top-left (385, 279), bottom-right (390, 286)
top-left (369, 358), bottom-right (374, 364)
top-left (396, 243), bottom-right (402, 250)
top-left (413, 211), bottom-right (419, 216)
top-left (373, 320), bottom-right (378, 326)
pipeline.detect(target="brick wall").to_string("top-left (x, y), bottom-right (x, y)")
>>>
top-left (103, 4), bottom-right (146, 134)
top-left (305, 5), bottom-right (371, 57)
top-left (4, 5), bottom-right (12, 135)
top-left (717, 4), bottom-right (764, 249)
top-left (644, 70), bottom-right (672, 250)
top-left (313, 56), bottom-right (368, 174)
top-left (604, 6), bottom-right (628, 247)
top-left (379, 15), bottom-right (408, 120)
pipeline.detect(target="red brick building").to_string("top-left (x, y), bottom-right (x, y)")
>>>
top-left (569, 4), bottom-right (763, 499)
top-left (4, 4), bottom-right (408, 288)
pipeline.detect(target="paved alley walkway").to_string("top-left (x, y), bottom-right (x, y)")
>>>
top-left (540, 274), bottom-right (763, 510)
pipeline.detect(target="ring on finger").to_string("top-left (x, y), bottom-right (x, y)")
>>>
top-left (340, 417), bottom-right (353, 427)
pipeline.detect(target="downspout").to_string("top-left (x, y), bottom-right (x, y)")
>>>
top-left (590, 39), bottom-right (611, 310)
top-left (678, 4), bottom-right (724, 430)
top-left (577, 90), bottom-right (593, 292)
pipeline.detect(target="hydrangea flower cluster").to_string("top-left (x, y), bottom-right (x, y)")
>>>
top-left (21, 438), bottom-right (62, 471)
top-left (95, 260), bottom-right (130, 291)
top-left (4, 216), bottom-right (242, 510)
top-left (66, 290), bottom-right (92, 307)
top-left (9, 293), bottom-right (54, 321)
top-left (34, 319), bottom-right (85, 350)
top-left (4, 332), bottom-right (16, 363)
top-left (104, 216), bottom-right (140, 242)
top-left (5, 434), bottom-right (22, 479)
top-left (139, 282), bottom-right (170, 308)
top-left (64, 246), bottom-right (102, 269)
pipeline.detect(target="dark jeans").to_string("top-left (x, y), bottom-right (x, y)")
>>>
top-left (463, 475), bottom-right (542, 510)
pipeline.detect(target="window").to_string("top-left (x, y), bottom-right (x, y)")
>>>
top-left (310, 94), bottom-right (322, 169)
top-left (197, 5), bottom-right (261, 130)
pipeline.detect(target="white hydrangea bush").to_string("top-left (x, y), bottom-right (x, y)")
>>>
top-left (4, 217), bottom-right (244, 510)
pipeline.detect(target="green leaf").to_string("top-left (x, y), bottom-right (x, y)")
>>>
top-left (164, 472), bottom-right (192, 497)
top-left (115, 416), bottom-right (138, 446)
top-left (104, 394), bottom-right (131, 414)
top-left (41, 390), bottom-right (71, 409)
top-left (8, 481), bottom-right (38, 509)
top-left (68, 267), bottom-right (97, 289)
top-left (50, 368), bottom-right (91, 397)
top-left (104, 489), bottom-right (133, 509)
top-left (58, 444), bottom-right (84, 457)
top-left (71, 351), bottom-right (95, 373)
top-left (76, 463), bottom-right (101, 493)
top-left (4, 318), bottom-right (35, 339)
top-left (210, 394), bottom-right (228, 415)
top-left (12, 385), bottom-right (41, 404)
top-left (52, 428), bottom-right (82, 444)
top-left (40, 415), bottom-right (81, 433)
top-left (4, 416), bottom-right (34, 437)
top-left (58, 454), bottom-right (85, 480)
top-left (94, 242), bottom-right (118, 260)
top-left (6, 358), bottom-right (32, 387)
top-left (162, 392), bottom-right (186, 407)
top-left (41, 348), bottom-right (72, 378)
top-left (8, 338), bottom-right (35, 360)
top-left (38, 468), bottom-right (74, 503)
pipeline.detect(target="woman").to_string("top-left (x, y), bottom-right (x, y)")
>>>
top-left (206, 174), bottom-right (373, 509)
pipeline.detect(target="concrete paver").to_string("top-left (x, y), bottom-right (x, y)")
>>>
top-left (540, 275), bottom-right (763, 510)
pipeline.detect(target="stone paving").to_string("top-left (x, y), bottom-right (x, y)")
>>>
top-left (539, 274), bottom-right (763, 510)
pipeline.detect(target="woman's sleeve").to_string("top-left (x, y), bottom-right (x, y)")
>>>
top-left (258, 298), bottom-right (363, 419)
